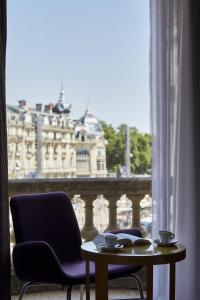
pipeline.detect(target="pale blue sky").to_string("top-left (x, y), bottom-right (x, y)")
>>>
top-left (6, 0), bottom-right (150, 132)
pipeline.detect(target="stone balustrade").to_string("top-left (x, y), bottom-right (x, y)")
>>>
top-left (8, 177), bottom-right (151, 242)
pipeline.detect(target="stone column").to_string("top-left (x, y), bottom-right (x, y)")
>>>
top-left (81, 195), bottom-right (98, 241)
top-left (105, 195), bottom-right (119, 231)
top-left (128, 194), bottom-right (142, 228)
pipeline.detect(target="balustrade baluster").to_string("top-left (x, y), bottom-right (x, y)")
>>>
top-left (128, 194), bottom-right (142, 228)
top-left (105, 195), bottom-right (119, 231)
top-left (81, 195), bottom-right (98, 241)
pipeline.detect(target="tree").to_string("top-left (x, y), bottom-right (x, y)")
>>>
top-left (101, 121), bottom-right (125, 172)
top-left (101, 121), bottom-right (151, 175)
top-left (131, 131), bottom-right (151, 174)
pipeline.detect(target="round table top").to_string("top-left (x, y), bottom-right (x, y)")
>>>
top-left (81, 241), bottom-right (186, 265)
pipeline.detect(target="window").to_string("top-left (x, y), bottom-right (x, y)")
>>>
top-left (97, 160), bottom-right (101, 171)
top-left (97, 160), bottom-right (104, 171)
top-left (76, 150), bottom-right (89, 157)
top-left (7, 1), bottom-right (150, 179)
top-left (96, 148), bottom-right (104, 157)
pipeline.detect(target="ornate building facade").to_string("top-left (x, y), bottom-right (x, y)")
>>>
top-left (7, 87), bottom-right (107, 179)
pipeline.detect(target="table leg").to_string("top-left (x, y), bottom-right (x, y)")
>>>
top-left (85, 259), bottom-right (90, 300)
top-left (146, 265), bottom-right (153, 300)
top-left (169, 262), bottom-right (176, 300)
top-left (95, 261), bottom-right (108, 300)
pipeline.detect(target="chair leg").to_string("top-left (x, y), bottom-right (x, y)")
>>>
top-left (80, 284), bottom-right (84, 300)
top-left (66, 285), bottom-right (73, 300)
top-left (18, 282), bottom-right (33, 300)
top-left (130, 274), bottom-right (145, 300)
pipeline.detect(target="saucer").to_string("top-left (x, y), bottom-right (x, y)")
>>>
top-left (154, 239), bottom-right (178, 246)
top-left (101, 244), bottom-right (124, 252)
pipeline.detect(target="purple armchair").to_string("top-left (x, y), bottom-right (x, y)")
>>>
top-left (10, 192), bottom-right (144, 300)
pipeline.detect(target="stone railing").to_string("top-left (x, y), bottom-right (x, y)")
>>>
top-left (8, 177), bottom-right (151, 241)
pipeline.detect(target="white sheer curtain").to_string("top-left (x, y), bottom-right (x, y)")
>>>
top-left (150, 0), bottom-right (200, 299)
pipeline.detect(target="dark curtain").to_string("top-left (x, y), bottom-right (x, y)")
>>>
top-left (0, 1), bottom-right (10, 300)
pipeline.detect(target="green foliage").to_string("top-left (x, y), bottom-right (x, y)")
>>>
top-left (101, 121), bottom-right (151, 175)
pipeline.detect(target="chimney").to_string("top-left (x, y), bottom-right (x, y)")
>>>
top-left (36, 103), bottom-right (42, 112)
top-left (44, 103), bottom-right (53, 113)
top-left (18, 100), bottom-right (27, 108)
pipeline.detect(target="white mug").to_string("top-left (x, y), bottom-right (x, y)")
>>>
top-left (159, 230), bottom-right (175, 243)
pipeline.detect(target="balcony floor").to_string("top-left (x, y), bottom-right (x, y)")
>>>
top-left (11, 288), bottom-right (144, 300)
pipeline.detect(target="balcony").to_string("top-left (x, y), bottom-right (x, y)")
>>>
top-left (9, 177), bottom-right (151, 296)
top-left (9, 177), bottom-right (151, 240)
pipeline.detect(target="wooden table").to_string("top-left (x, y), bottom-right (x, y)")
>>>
top-left (81, 241), bottom-right (186, 300)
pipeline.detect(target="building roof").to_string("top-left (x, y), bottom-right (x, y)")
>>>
top-left (53, 84), bottom-right (72, 114)
top-left (6, 105), bottom-right (20, 113)
top-left (75, 108), bottom-right (103, 137)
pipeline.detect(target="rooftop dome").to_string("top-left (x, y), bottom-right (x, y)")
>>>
top-left (75, 108), bottom-right (102, 137)
top-left (53, 84), bottom-right (72, 114)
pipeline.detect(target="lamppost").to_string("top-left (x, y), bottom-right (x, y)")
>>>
top-left (36, 114), bottom-right (43, 177)
top-left (125, 125), bottom-right (131, 177)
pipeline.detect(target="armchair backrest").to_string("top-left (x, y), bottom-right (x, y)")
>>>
top-left (10, 192), bottom-right (82, 262)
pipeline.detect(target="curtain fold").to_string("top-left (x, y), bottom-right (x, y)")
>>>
top-left (150, 0), bottom-right (200, 299)
top-left (0, 1), bottom-right (10, 300)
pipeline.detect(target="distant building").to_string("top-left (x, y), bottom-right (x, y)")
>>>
top-left (7, 86), bottom-right (107, 179)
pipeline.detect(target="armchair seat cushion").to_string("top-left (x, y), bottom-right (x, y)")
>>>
top-left (61, 259), bottom-right (141, 285)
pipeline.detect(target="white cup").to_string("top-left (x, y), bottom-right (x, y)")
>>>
top-left (104, 233), bottom-right (118, 248)
top-left (159, 230), bottom-right (175, 243)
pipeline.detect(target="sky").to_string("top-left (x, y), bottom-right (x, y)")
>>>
top-left (6, 0), bottom-right (150, 133)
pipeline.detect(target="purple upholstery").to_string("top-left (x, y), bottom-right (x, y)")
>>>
top-left (11, 192), bottom-right (81, 262)
top-left (60, 260), bottom-right (141, 285)
top-left (10, 192), bottom-right (142, 286)
top-left (13, 241), bottom-right (65, 283)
